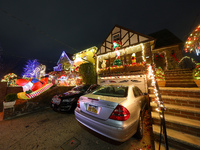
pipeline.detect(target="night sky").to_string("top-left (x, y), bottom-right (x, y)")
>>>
top-left (0, 0), bottom-right (200, 64)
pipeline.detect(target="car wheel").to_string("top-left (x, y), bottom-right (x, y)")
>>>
top-left (135, 113), bottom-right (143, 139)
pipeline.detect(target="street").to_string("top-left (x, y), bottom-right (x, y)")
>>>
top-left (0, 108), bottom-right (154, 150)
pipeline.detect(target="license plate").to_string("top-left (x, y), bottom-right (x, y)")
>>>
top-left (87, 104), bottom-right (98, 114)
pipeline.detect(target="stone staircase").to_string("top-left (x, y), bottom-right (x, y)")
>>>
top-left (165, 69), bottom-right (197, 87)
top-left (149, 86), bottom-right (200, 150)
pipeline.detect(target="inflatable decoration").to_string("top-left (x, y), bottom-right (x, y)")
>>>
top-left (16, 76), bottom-right (53, 99)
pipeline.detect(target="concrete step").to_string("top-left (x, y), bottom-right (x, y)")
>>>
top-left (154, 141), bottom-right (176, 150)
top-left (165, 71), bottom-right (193, 76)
top-left (153, 124), bottom-right (200, 150)
top-left (148, 87), bottom-right (200, 98)
top-left (165, 69), bottom-right (192, 72)
top-left (149, 94), bottom-right (200, 108)
top-left (151, 102), bottom-right (200, 120)
top-left (165, 76), bottom-right (194, 80)
top-left (151, 102), bottom-right (200, 114)
top-left (165, 82), bottom-right (197, 87)
top-left (151, 111), bottom-right (200, 136)
top-left (166, 79), bottom-right (195, 83)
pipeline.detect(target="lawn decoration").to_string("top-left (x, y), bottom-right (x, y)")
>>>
top-left (184, 24), bottom-right (200, 56)
top-left (16, 75), bottom-right (53, 99)
top-left (114, 50), bottom-right (122, 66)
top-left (101, 60), bottom-right (107, 68)
top-left (131, 53), bottom-right (136, 65)
top-left (22, 59), bottom-right (46, 78)
top-left (112, 40), bottom-right (122, 50)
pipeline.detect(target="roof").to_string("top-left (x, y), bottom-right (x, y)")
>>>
top-left (56, 51), bottom-right (73, 65)
top-left (96, 24), bottom-right (156, 55)
top-left (148, 29), bottom-right (183, 49)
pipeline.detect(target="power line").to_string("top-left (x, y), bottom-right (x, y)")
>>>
top-left (0, 8), bottom-right (78, 51)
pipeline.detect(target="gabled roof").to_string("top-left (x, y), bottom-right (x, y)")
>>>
top-left (96, 24), bottom-right (155, 55)
top-left (148, 29), bottom-right (183, 49)
top-left (57, 51), bottom-right (73, 65)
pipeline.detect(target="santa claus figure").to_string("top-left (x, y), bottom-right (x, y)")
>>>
top-left (16, 76), bottom-right (49, 93)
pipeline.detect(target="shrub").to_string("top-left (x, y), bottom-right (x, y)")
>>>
top-left (79, 62), bottom-right (96, 84)
top-left (5, 93), bottom-right (18, 102)
top-left (155, 67), bottom-right (165, 81)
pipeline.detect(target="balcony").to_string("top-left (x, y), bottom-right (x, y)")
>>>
top-left (98, 63), bottom-right (146, 76)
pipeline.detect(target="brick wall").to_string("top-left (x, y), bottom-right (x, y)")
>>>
top-left (0, 82), bottom-right (7, 112)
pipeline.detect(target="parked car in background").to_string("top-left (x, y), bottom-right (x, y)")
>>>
top-left (51, 84), bottom-right (100, 112)
top-left (75, 85), bottom-right (148, 142)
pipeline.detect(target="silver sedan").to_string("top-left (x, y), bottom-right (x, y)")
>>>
top-left (74, 85), bottom-right (148, 142)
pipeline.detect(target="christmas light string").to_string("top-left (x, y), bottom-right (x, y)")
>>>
top-left (148, 65), bottom-right (166, 117)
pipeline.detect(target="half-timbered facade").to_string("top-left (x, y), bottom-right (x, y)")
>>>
top-left (96, 25), bottom-right (156, 77)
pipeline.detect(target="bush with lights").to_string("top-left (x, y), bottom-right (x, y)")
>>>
top-left (1, 73), bottom-right (18, 87)
top-left (155, 67), bottom-right (165, 81)
top-left (193, 63), bottom-right (200, 80)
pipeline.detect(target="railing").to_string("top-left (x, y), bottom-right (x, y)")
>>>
top-left (148, 65), bottom-right (168, 150)
top-left (98, 64), bottom-right (146, 76)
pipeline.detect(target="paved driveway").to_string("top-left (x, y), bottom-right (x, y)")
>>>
top-left (0, 108), bottom-right (153, 150)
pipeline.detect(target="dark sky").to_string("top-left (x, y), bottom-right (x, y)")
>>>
top-left (0, 0), bottom-right (200, 64)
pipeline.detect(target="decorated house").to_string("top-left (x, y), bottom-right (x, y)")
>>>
top-left (149, 29), bottom-right (183, 70)
top-left (53, 51), bottom-right (73, 71)
top-left (96, 25), bottom-right (156, 75)
top-left (96, 25), bottom-right (156, 92)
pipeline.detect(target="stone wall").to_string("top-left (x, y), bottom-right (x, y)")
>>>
top-left (3, 86), bottom-right (73, 120)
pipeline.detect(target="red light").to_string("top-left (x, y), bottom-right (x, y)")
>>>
top-left (77, 99), bottom-right (80, 108)
top-left (109, 105), bottom-right (130, 121)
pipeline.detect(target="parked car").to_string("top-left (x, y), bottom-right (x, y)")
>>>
top-left (74, 85), bottom-right (148, 142)
top-left (51, 84), bottom-right (100, 112)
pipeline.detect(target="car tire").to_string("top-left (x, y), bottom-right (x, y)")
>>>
top-left (135, 112), bottom-right (143, 139)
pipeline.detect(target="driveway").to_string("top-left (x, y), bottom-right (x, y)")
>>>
top-left (0, 108), bottom-right (154, 150)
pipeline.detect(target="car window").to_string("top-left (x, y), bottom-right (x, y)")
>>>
top-left (93, 85), bottom-right (128, 97)
top-left (136, 87), bottom-right (143, 95)
top-left (133, 87), bottom-right (143, 97)
top-left (86, 84), bottom-right (100, 93)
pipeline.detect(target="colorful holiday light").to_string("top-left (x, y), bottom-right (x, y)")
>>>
top-left (184, 24), bottom-right (200, 56)
top-left (22, 59), bottom-right (40, 78)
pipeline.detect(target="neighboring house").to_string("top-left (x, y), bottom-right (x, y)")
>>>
top-left (53, 51), bottom-right (73, 71)
top-left (149, 29), bottom-right (183, 70)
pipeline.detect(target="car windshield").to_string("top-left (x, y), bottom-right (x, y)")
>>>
top-left (72, 85), bottom-right (91, 92)
top-left (72, 85), bottom-right (83, 91)
top-left (92, 85), bottom-right (128, 97)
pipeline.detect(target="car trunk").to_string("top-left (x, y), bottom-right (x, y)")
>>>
top-left (79, 94), bottom-right (127, 120)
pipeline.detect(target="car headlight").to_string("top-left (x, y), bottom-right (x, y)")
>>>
top-left (62, 98), bottom-right (75, 102)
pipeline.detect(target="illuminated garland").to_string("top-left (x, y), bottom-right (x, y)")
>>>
top-left (148, 65), bottom-right (166, 117)
top-left (184, 24), bottom-right (200, 56)
top-left (97, 43), bottom-right (145, 73)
